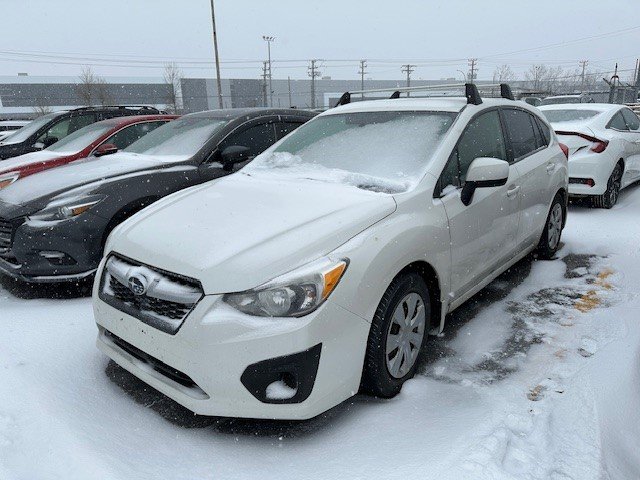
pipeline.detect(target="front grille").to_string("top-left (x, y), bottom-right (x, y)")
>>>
top-left (0, 218), bottom-right (12, 254)
top-left (99, 254), bottom-right (203, 335)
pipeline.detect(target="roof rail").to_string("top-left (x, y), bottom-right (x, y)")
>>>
top-left (70, 105), bottom-right (161, 112)
top-left (334, 82), bottom-right (517, 107)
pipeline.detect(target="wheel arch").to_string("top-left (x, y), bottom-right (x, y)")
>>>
top-left (101, 195), bottom-right (162, 248)
top-left (391, 261), bottom-right (442, 334)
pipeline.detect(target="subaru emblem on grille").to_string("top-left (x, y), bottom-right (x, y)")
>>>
top-left (127, 275), bottom-right (148, 296)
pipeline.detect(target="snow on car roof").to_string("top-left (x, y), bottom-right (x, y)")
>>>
top-left (538, 103), bottom-right (618, 113)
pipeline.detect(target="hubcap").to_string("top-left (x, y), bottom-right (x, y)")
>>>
top-left (548, 203), bottom-right (563, 250)
top-left (385, 292), bottom-right (426, 379)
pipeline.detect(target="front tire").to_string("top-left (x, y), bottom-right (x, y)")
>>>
top-left (360, 273), bottom-right (430, 398)
top-left (536, 194), bottom-right (564, 260)
top-left (593, 163), bottom-right (622, 209)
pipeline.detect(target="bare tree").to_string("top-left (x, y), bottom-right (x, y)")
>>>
top-left (492, 64), bottom-right (516, 83)
top-left (525, 64), bottom-right (548, 91)
top-left (95, 77), bottom-right (112, 106)
top-left (32, 101), bottom-right (52, 117)
top-left (76, 66), bottom-right (99, 106)
top-left (163, 63), bottom-right (183, 113)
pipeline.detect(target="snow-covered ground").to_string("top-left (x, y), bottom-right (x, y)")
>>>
top-left (1, 188), bottom-right (640, 480)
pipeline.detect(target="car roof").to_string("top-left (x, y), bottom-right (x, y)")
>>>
top-left (321, 97), bottom-right (533, 115)
top-left (538, 103), bottom-right (619, 113)
top-left (187, 108), bottom-right (317, 120)
top-left (97, 114), bottom-right (179, 128)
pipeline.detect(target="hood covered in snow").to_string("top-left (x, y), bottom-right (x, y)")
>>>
top-left (107, 173), bottom-right (397, 293)
top-left (0, 150), bottom-right (68, 175)
top-left (0, 152), bottom-right (169, 206)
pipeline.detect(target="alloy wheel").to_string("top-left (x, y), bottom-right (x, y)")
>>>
top-left (547, 203), bottom-right (563, 250)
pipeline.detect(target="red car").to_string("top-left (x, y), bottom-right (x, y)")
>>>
top-left (0, 115), bottom-right (178, 189)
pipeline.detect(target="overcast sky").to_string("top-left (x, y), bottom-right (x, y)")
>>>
top-left (1, 0), bottom-right (638, 82)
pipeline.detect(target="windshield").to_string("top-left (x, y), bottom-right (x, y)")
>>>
top-left (124, 116), bottom-right (227, 156)
top-left (245, 111), bottom-right (456, 193)
top-left (0, 113), bottom-right (58, 145)
top-left (542, 109), bottom-right (602, 123)
top-left (540, 97), bottom-right (581, 106)
top-left (46, 121), bottom-right (113, 153)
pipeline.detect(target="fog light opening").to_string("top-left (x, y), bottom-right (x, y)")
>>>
top-left (38, 251), bottom-right (76, 266)
top-left (265, 373), bottom-right (299, 401)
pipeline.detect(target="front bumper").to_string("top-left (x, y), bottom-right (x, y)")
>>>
top-left (93, 265), bottom-right (371, 420)
top-left (0, 211), bottom-right (106, 283)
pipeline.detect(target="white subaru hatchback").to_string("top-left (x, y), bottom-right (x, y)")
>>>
top-left (94, 88), bottom-right (568, 420)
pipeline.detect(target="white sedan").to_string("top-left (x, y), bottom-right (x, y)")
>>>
top-left (93, 91), bottom-right (568, 420)
top-left (540, 103), bottom-right (640, 208)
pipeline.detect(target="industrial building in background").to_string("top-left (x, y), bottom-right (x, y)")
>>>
top-left (0, 72), bottom-right (630, 120)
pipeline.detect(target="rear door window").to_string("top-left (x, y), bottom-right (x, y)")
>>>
top-left (502, 108), bottom-right (539, 160)
top-left (608, 112), bottom-right (629, 131)
top-left (621, 109), bottom-right (640, 131)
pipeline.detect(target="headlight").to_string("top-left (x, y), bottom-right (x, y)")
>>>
top-left (223, 257), bottom-right (348, 317)
top-left (30, 195), bottom-right (105, 222)
top-left (0, 173), bottom-right (19, 190)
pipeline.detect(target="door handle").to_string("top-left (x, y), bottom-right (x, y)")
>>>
top-left (546, 163), bottom-right (555, 174)
top-left (506, 185), bottom-right (520, 198)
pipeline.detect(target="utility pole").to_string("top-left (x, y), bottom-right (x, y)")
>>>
top-left (401, 64), bottom-right (415, 96)
top-left (209, 0), bottom-right (224, 109)
top-left (261, 61), bottom-right (268, 107)
top-left (287, 76), bottom-right (292, 108)
top-left (579, 59), bottom-right (589, 93)
top-left (308, 60), bottom-right (321, 108)
top-left (358, 60), bottom-right (367, 99)
top-left (468, 58), bottom-right (477, 84)
top-left (262, 36), bottom-right (275, 107)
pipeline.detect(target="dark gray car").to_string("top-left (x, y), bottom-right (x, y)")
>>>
top-left (0, 108), bottom-right (315, 282)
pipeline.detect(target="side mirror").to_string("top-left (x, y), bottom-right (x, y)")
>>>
top-left (42, 136), bottom-right (59, 148)
top-left (460, 157), bottom-right (510, 206)
top-left (220, 145), bottom-right (251, 171)
top-left (94, 143), bottom-right (118, 157)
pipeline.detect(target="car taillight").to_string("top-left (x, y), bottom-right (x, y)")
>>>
top-left (559, 143), bottom-right (569, 159)
top-left (556, 131), bottom-right (609, 154)
top-left (590, 141), bottom-right (608, 153)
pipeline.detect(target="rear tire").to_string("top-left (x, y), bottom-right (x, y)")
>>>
top-left (360, 273), bottom-right (430, 398)
top-left (593, 163), bottom-right (622, 209)
top-left (536, 194), bottom-right (564, 260)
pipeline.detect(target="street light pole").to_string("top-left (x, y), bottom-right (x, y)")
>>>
top-left (263, 36), bottom-right (275, 107)
top-left (457, 70), bottom-right (467, 83)
top-left (209, 0), bottom-right (224, 109)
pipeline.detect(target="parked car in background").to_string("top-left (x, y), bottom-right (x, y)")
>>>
top-left (521, 96), bottom-right (542, 107)
top-left (0, 106), bottom-right (163, 160)
top-left (540, 103), bottom-right (640, 208)
top-left (0, 121), bottom-right (30, 141)
top-left (0, 115), bottom-right (177, 190)
top-left (539, 94), bottom-right (594, 106)
top-left (0, 108), bottom-right (315, 283)
top-left (93, 89), bottom-right (567, 420)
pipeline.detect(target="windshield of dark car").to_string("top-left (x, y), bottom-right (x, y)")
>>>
top-left (46, 122), bottom-right (114, 153)
top-left (245, 111), bottom-right (456, 193)
top-left (0, 113), bottom-right (58, 145)
top-left (124, 116), bottom-right (227, 156)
